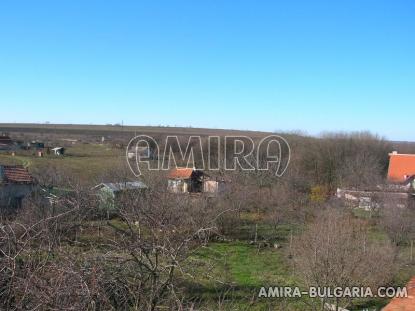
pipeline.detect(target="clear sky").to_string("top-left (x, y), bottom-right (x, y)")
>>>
top-left (0, 1), bottom-right (414, 141)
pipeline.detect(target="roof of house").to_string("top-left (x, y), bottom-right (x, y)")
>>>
top-left (382, 276), bottom-right (415, 311)
top-left (387, 153), bottom-right (415, 182)
top-left (0, 165), bottom-right (34, 184)
top-left (94, 181), bottom-right (147, 192)
top-left (0, 136), bottom-right (13, 148)
top-left (0, 135), bottom-right (13, 143)
top-left (167, 167), bottom-right (196, 179)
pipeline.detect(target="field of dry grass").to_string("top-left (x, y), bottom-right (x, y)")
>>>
top-left (0, 123), bottom-right (272, 138)
top-left (0, 143), bottom-right (127, 186)
top-left (0, 123), bottom-right (284, 185)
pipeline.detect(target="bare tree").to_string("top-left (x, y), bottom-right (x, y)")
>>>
top-left (292, 209), bottom-right (396, 311)
top-left (379, 203), bottom-right (415, 246)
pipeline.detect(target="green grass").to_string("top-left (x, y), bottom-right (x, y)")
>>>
top-left (66, 143), bottom-right (121, 157)
top-left (367, 226), bottom-right (390, 242)
top-left (352, 208), bottom-right (378, 219)
top-left (196, 242), bottom-right (293, 286)
top-left (228, 213), bottom-right (301, 243)
top-left (181, 241), bottom-right (309, 310)
top-left (71, 222), bottom-right (308, 309)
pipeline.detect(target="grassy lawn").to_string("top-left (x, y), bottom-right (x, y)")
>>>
top-left (182, 241), bottom-right (310, 310)
top-left (192, 242), bottom-right (295, 287)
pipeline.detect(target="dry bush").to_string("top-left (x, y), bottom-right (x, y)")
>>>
top-left (292, 209), bottom-right (396, 310)
top-left (379, 203), bottom-right (415, 246)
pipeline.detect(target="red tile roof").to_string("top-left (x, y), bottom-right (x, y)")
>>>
top-left (0, 135), bottom-right (13, 147)
top-left (1, 165), bottom-right (34, 184)
top-left (0, 135), bottom-right (12, 143)
top-left (167, 167), bottom-right (195, 179)
top-left (387, 153), bottom-right (415, 182)
top-left (382, 277), bottom-right (415, 311)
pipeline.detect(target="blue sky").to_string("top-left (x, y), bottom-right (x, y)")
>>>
top-left (0, 1), bottom-right (414, 141)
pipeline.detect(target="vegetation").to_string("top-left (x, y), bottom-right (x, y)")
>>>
top-left (0, 126), bottom-right (415, 310)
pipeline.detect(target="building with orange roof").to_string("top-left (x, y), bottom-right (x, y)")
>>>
top-left (167, 167), bottom-right (228, 195)
top-left (167, 167), bottom-right (205, 193)
top-left (387, 152), bottom-right (415, 183)
top-left (382, 276), bottom-right (415, 311)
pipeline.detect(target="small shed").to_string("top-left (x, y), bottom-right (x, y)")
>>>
top-left (93, 181), bottom-right (148, 209)
top-left (0, 165), bottom-right (35, 208)
top-left (51, 147), bottom-right (65, 155)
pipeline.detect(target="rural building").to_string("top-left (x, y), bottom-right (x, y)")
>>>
top-left (167, 168), bottom-right (227, 195)
top-left (0, 135), bottom-right (14, 151)
top-left (387, 152), bottom-right (415, 182)
top-left (0, 165), bottom-right (35, 208)
top-left (203, 178), bottom-right (228, 195)
top-left (381, 276), bottom-right (415, 311)
top-left (337, 152), bottom-right (415, 209)
top-left (51, 147), bottom-right (65, 155)
top-left (93, 181), bottom-right (147, 209)
top-left (167, 168), bottom-right (205, 193)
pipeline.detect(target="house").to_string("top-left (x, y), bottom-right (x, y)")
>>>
top-left (93, 181), bottom-right (147, 209)
top-left (336, 151), bottom-right (415, 209)
top-left (203, 178), bottom-right (228, 195)
top-left (382, 276), bottom-right (415, 311)
top-left (167, 167), bottom-right (205, 193)
top-left (387, 152), bottom-right (415, 182)
top-left (0, 165), bottom-right (35, 208)
top-left (167, 168), bottom-right (228, 195)
top-left (0, 135), bottom-right (14, 151)
top-left (51, 147), bottom-right (65, 155)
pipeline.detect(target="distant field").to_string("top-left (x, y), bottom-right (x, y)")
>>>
top-left (0, 123), bottom-right (272, 138)
top-left (0, 123), bottom-right (274, 185)
top-left (0, 143), bottom-right (126, 185)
